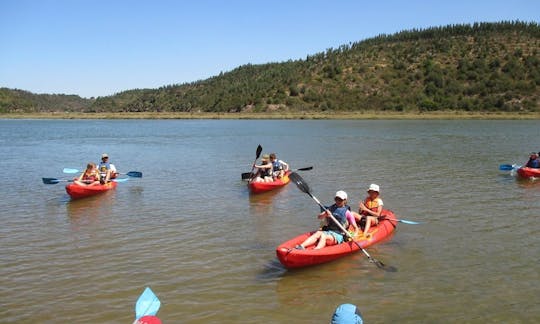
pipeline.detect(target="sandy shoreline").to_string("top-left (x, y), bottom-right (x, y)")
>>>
top-left (1, 111), bottom-right (539, 120)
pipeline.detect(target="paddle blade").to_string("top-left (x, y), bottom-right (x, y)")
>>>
top-left (373, 259), bottom-right (398, 272)
top-left (499, 164), bottom-right (514, 171)
top-left (398, 219), bottom-right (421, 225)
top-left (296, 166), bottom-right (313, 171)
top-left (255, 145), bottom-right (262, 159)
top-left (42, 177), bottom-right (60, 184)
top-left (289, 172), bottom-right (310, 194)
top-left (113, 178), bottom-right (129, 183)
top-left (135, 287), bottom-right (160, 320)
top-left (241, 172), bottom-right (253, 180)
top-left (126, 171), bottom-right (143, 178)
top-left (63, 168), bottom-right (80, 174)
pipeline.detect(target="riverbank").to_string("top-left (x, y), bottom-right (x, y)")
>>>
top-left (1, 110), bottom-right (540, 119)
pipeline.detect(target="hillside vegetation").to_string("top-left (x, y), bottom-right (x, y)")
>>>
top-left (2, 21), bottom-right (539, 114)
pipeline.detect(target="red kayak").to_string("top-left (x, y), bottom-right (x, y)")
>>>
top-left (517, 167), bottom-right (540, 179)
top-left (248, 171), bottom-right (291, 194)
top-left (276, 209), bottom-right (398, 269)
top-left (66, 181), bottom-right (118, 199)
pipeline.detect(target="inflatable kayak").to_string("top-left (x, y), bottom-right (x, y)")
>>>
top-left (66, 181), bottom-right (118, 199)
top-left (516, 167), bottom-right (540, 179)
top-left (276, 209), bottom-right (398, 269)
top-left (248, 171), bottom-right (291, 194)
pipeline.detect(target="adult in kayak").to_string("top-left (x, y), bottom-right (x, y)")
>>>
top-left (251, 154), bottom-right (273, 182)
top-left (73, 162), bottom-right (101, 186)
top-left (525, 152), bottom-right (540, 168)
top-left (98, 153), bottom-right (118, 183)
top-left (295, 191), bottom-right (356, 250)
top-left (269, 153), bottom-right (289, 179)
top-left (356, 184), bottom-right (384, 238)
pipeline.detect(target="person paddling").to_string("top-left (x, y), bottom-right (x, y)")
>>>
top-left (295, 191), bottom-right (356, 250)
top-left (252, 154), bottom-right (273, 182)
top-left (73, 163), bottom-right (101, 186)
top-left (98, 153), bottom-right (118, 183)
top-left (525, 152), bottom-right (540, 168)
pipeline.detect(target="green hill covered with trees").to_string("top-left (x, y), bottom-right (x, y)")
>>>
top-left (2, 21), bottom-right (539, 114)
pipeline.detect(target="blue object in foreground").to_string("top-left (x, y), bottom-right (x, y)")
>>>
top-left (135, 287), bottom-right (161, 320)
top-left (331, 303), bottom-right (363, 324)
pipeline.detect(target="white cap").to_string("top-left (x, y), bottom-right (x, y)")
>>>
top-left (367, 184), bottom-right (380, 192)
top-left (101, 153), bottom-right (109, 158)
top-left (335, 190), bottom-right (348, 200)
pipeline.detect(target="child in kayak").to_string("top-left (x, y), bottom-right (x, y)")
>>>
top-left (269, 153), bottom-right (289, 179)
top-left (296, 191), bottom-right (358, 250)
top-left (356, 184), bottom-right (383, 238)
top-left (74, 163), bottom-right (101, 186)
top-left (251, 154), bottom-right (273, 182)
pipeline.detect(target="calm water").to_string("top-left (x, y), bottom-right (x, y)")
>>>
top-left (0, 119), bottom-right (539, 323)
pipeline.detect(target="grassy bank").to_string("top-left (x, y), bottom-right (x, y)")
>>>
top-left (1, 111), bottom-right (540, 120)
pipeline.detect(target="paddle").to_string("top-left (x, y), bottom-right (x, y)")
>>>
top-left (241, 145), bottom-right (263, 180)
top-left (133, 287), bottom-right (161, 324)
top-left (42, 177), bottom-right (129, 184)
top-left (379, 216), bottom-right (421, 225)
top-left (241, 166), bottom-right (313, 180)
top-left (499, 164), bottom-right (520, 171)
top-left (63, 168), bottom-right (142, 178)
top-left (289, 172), bottom-right (396, 272)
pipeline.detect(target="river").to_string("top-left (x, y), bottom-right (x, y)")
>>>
top-left (0, 119), bottom-right (538, 323)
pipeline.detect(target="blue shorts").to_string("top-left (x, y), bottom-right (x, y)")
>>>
top-left (323, 230), bottom-right (344, 244)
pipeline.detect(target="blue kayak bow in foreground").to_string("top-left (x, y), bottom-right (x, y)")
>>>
top-left (134, 287), bottom-right (161, 322)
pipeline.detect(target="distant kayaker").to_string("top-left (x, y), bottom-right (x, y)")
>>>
top-left (73, 162), bottom-right (101, 186)
top-left (355, 184), bottom-right (383, 238)
top-left (252, 154), bottom-right (273, 182)
top-left (525, 152), bottom-right (540, 168)
top-left (98, 153), bottom-right (118, 183)
top-left (295, 191), bottom-right (355, 250)
top-left (269, 153), bottom-right (289, 179)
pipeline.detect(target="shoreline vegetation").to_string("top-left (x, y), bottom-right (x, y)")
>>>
top-left (2, 111), bottom-right (539, 120)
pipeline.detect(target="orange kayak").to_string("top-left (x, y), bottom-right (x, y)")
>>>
top-left (66, 181), bottom-right (118, 199)
top-left (517, 167), bottom-right (540, 179)
top-left (276, 209), bottom-right (398, 269)
top-left (248, 171), bottom-right (291, 194)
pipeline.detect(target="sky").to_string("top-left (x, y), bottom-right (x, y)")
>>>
top-left (1, 0), bottom-right (539, 98)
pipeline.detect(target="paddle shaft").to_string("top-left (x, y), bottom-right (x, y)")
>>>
top-left (248, 145), bottom-right (263, 180)
top-left (307, 192), bottom-right (384, 264)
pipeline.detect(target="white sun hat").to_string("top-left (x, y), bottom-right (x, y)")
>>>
top-left (367, 184), bottom-right (380, 192)
top-left (335, 190), bottom-right (348, 200)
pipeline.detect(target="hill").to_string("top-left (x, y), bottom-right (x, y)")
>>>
top-left (2, 21), bottom-right (540, 114)
top-left (0, 88), bottom-right (92, 113)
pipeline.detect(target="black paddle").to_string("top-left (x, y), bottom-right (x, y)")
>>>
top-left (241, 166), bottom-right (313, 180)
top-left (241, 145), bottom-right (263, 180)
top-left (289, 172), bottom-right (397, 272)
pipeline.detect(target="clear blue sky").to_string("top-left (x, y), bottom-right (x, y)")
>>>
top-left (1, 0), bottom-right (538, 98)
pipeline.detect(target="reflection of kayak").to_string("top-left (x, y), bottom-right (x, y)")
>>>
top-left (276, 209), bottom-right (398, 269)
top-left (248, 171), bottom-right (291, 194)
top-left (66, 181), bottom-right (118, 199)
top-left (517, 167), bottom-right (540, 179)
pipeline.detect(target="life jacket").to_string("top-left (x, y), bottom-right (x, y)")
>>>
top-left (361, 197), bottom-right (382, 216)
top-left (82, 170), bottom-right (99, 182)
top-left (526, 158), bottom-right (540, 168)
top-left (259, 163), bottom-right (272, 177)
top-left (326, 204), bottom-right (350, 234)
top-left (272, 160), bottom-right (283, 172)
top-left (98, 161), bottom-right (111, 177)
